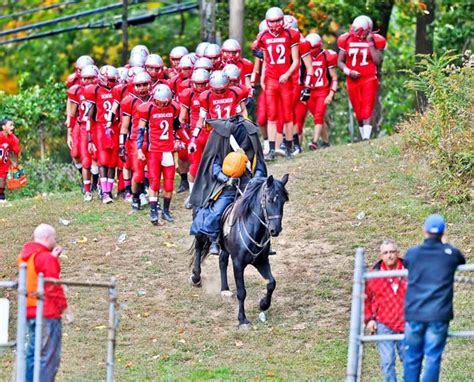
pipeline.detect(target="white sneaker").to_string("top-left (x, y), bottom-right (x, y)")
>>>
top-left (102, 194), bottom-right (113, 204)
top-left (84, 192), bottom-right (93, 202)
top-left (275, 148), bottom-right (286, 157)
top-left (139, 193), bottom-right (149, 207)
top-left (263, 140), bottom-right (270, 156)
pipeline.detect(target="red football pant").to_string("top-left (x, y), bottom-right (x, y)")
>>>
top-left (256, 90), bottom-right (284, 134)
top-left (189, 130), bottom-right (210, 178)
top-left (347, 76), bottom-right (379, 122)
top-left (70, 123), bottom-right (81, 159)
top-left (293, 84), bottom-right (308, 135)
top-left (264, 77), bottom-right (294, 124)
top-left (126, 140), bottom-right (147, 184)
top-left (79, 127), bottom-right (98, 169)
top-left (147, 152), bottom-right (175, 192)
top-left (96, 124), bottom-right (119, 168)
top-left (308, 89), bottom-right (330, 125)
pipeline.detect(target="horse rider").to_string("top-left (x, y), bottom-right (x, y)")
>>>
top-left (189, 115), bottom-right (267, 255)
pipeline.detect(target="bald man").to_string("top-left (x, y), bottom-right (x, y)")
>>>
top-left (18, 224), bottom-right (69, 382)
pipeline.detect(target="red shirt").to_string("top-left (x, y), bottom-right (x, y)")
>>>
top-left (121, 94), bottom-right (150, 140)
top-left (18, 242), bottom-right (68, 320)
top-left (364, 259), bottom-right (406, 332)
top-left (180, 88), bottom-right (204, 128)
top-left (310, 49), bottom-right (338, 92)
top-left (257, 28), bottom-right (300, 80)
top-left (199, 87), bottom-right (242, 120)
top-left (165, 67), bottom-right (179, 79)
top-left (169, 74), bottom-right (190, 95)
top-left (292, 36), bottom-right (312, 86)
top-left (67, 85), bottom-right (88, 125)
top-left (0, 133), bottom-right (20, 167)
top-left (84, 84), bottom-right (114, 125)
top-left (337, 33), bottom-right (386, 77)
top-left (137, 102), bottom-right (179, 152)
top-left (234, 58), bottom-right (254, 85)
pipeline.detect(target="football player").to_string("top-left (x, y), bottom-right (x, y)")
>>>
top-left (203, 43), bottom-right (223, 70)
top-left (66, 55), bottom-right (94, 89)
top-left (145, 54), bottom-right (167, 89)
top-left (301, 33), bottom-right (338, 150)
top-left (169, 54), bottom-right (194, 96)
top-left (222, 64), bottom-right (250, 118)
top-left (337, 15), bottom-right (386, 140)
top-left (166, 46), bottom-right (189, 79)
top-left (83, 65), bottom-right (120, 204)
top-left (0, 118), bottom-right (20, 203)
top-left (221, 39), bottom-right (254, 88)
top-left (136, 84), bottom-right (180, 224)
top-left (119, 72), bottom-right (152, 211)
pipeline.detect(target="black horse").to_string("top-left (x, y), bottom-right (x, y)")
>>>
top-left (190, 174), bottom-right (289, 328)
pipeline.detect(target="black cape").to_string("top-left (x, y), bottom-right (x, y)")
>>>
top-left (188, 115), bottom-right (266, 209)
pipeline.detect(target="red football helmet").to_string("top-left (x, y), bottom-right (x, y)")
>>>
top-left (222, 39), bottom-right (241, 64)
top-left (265, 7), bottom-right (284, 35)
top-left (350, 15), bottom-right (373, 40)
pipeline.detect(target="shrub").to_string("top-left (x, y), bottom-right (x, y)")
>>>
top-left (399, 51), bottom-right (473, 205)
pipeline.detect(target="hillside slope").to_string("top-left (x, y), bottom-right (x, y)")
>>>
top-left (1, 135), bottom-right (472, 381)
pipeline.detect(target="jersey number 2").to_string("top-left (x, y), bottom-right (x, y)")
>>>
top-left (159, 120), bottom-right (169, 140)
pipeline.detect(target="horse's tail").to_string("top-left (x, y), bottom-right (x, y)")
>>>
top-left (188, 236), bottom-right (212, 268)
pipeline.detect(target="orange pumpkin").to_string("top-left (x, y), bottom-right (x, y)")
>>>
top-left (222, 151), bottom-right (248, 178)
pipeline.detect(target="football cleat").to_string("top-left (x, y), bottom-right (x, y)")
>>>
top-left (139, 193), bottom-right (149, 207)
top-left (308, 141), bottom-right (318, 151)
top-left (162, 210), bottom-right (174, 223)
top-left (321, 142), bottom-right (331, 149)
top-left (150, 207), bottom-right (159, 225)
top-left (263, 140), bottom-right (270, 156)
top-left (84, 192), bottom-right (93, 202)
top-left (264, 149), bottom-right (276, 162)
top-left (292, 145), bottom-right (302, 156)
top-left (177, 179), bottom-right (189, 193)
top-left (102, 193), bottom-right (113, 204)
top-left (275, 148), bottom-right (286, 157)
top-left (131, 197), bottom-right (141, 211)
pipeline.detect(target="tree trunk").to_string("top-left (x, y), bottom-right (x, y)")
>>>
top-left (229, 0), bottom-right (244, 48)
top-left (121, 0), bottom-right (129, 66)
top-left (200, 0), bottom-right (216, 42)
top-left (376, 0), bottom-right (394, 38)
top-left (415, 0), bottom-right (435, 112)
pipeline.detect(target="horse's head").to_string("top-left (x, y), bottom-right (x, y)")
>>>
top-left (263, 174), bottom-right (289, 237)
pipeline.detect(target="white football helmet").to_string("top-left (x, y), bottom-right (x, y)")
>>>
top-left (195, 42), bottom-right (210, 58)
top-left (130, 44), bottom-right (150, 58)
top-left (194, 57), bottom-right (213, 71)
top-left (99, 65), bottom-right (119, 88)
top-left (152, 84), bottom-right (173, 107)
top-left (305, 33), bottom-right (322, 50)
top-left (223, 64), bottom-right (241, 82)
top-left (209, 70), bottom-right (229, 92)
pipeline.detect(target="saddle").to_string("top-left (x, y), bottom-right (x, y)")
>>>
top-left (221, 202), bottom-right (237, 238)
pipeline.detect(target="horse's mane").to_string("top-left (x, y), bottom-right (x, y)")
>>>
top-left (234, 177), bottom-right (288, 219)
top-left (234, 177), bottom-right (266, 219)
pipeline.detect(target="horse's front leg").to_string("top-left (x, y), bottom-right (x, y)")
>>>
top-left (255, 257), bottom-right (276, 315)
top-left (219, 249), bottom-right (233, 301)
top-left (233, 261), bottom-right (250, 328)
top-left (190, 237), bottom-right (204, 287)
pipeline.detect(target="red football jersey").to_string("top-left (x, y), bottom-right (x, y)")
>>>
top-left (199, 87), bottom-right (241, 120)
top-left (337, 33), bottom-right (386, 77)
top-left (165, 67), bottom-right (179, 79)
top-left (121, 94), bottom-right (150, 140)
top-left (151, 78), bottom-right (169, 92)
top-left (169, 74), bottom-right (190, 95)
top-left (234, 58), bottom-right (254, 85)
top-left (310, 49), bottom-right (338, 89)
top-left (67, 85), bottom-right (89, 123)
top-left (257, 28), bottom-right (300, 80)
top-left (292, 37), bottom-right (312, 85)
top-left (0, 133), bottom-right (20, 165)
top-left (138, 102), bottom-right (179, 152)
top-left (179, 88), bottom-right (203, 128)
top-left (84, 84), bottom-right (114, 125)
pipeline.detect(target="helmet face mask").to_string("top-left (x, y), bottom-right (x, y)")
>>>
top-left (222, 39), bottom-right (241, 63)
top-left (81, 65), bottom-right (99, 85)
top-left (133, 72), bottom-right (152, 97)
top-left (265, 7), bottom-right (285, 34)
top-left (99, 65), bottom-right (118, 88)
top-left (191, 68), bottom-right (210, 92)
top-left (350, 15), bottom-right (373, 40)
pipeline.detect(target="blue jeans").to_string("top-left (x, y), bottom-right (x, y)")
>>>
top-left (26, 318), bottom-right (62, 382)
top-left (376, 322), bottom-right (404, 382)
top-left (403, 321), bottom-right (449, 382)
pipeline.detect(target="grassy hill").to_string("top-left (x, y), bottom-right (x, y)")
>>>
top-left (0, 135), bottom-right (472, 381)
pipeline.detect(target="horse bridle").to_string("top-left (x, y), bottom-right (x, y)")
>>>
top-left (237, 182), bottom-right (280, 260)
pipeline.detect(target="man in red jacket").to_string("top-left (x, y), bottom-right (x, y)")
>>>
top-left (364, 239), bottom-right (406, 382)
top-left (18, 224), bottom-right (71, 382)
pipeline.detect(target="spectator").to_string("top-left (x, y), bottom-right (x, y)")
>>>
top-left (0, 117), bottom-right (21, 203)
top-left (365, 239), bottom-right (406, 382)
top-left (403, 214), bottom-right (466, 382)
top-left (17, 224), bottom-right (72, 382)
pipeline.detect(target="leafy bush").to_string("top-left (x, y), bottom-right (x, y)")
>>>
top-left (399, 51), bottom-right (474, 204)
top-left (6, 158), bottom-right (79, 200)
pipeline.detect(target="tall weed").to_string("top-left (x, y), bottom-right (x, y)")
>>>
top-left (399, 51), bottom-right (473, 205)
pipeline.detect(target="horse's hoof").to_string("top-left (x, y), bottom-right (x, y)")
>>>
top-left (258, 312), bottom-right (267, 322)
top-left (220, 290), bottom-right (234, 302)
top-left (238, 323), bottom-right (252, 331)
top-left (188, 274), bottom-right (201, 287)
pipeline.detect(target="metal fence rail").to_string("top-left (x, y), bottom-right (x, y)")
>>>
top-left (346, 248), bottom-right (473, 382)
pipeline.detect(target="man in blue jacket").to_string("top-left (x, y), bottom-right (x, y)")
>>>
top-left (403, 214), bottom-right (466, 382)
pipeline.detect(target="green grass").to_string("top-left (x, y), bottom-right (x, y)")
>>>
top-left (0, 135), bottom-right (472, 381)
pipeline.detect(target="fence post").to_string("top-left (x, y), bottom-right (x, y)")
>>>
top-left (106, 277), bottom-right (117, 382)
top-left (346, 248), bottom-right (365, 382)
top-left (33, 273), bottom-right (44, 382)
top-left (16, 263), bottom-right (27, 382)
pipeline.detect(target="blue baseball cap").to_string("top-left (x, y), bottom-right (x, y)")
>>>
top-left (424, 214), bottom-right (445, 234)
